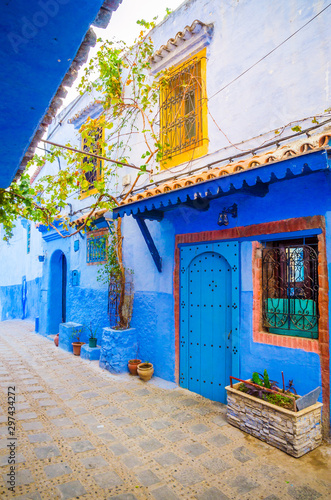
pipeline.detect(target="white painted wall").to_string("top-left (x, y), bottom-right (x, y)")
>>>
top-left (1, 0), bottom-right (330, 288)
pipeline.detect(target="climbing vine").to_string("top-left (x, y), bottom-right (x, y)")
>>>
top-left (0, 11), bottom-right (329, 246)
top-left (0, 16), bottom-right (169, 242)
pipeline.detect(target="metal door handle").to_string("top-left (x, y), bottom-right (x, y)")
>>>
top-left (228, 330), bottom-right (232, 340)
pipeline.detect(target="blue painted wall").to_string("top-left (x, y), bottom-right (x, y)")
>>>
top-left (0, 0), bottom-right (329, 430)
top-left (66, 287), bottom-right (110, 344)
top-left (0, 277), bottom-right (41, 321)
top-left (122, 170), bottom-right (330, 412)
top-left (131, 291), bottom-right (175, 380)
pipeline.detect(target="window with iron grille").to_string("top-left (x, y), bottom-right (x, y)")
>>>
top-left (160, 48), bottom-right (208, 169)
top-left (87, 235), bottom-right (107, 264)
top-left (81, 127), bottom-right (103, 198)
top-left (262, 237), bottom-right (319, 339)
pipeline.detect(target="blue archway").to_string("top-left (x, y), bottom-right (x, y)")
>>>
top-left (47, 250), bottom-right (67, 334)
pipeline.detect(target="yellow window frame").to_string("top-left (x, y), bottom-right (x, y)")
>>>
top-left (160, 48), bottom-right (208, 170)
top-left (80, 126), bottom-right (104, 200)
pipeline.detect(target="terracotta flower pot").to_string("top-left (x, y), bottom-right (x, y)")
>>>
top-left (54, 333), bottom-right (59, 347)
top-left (137, 362), bottom-right (154, 381)
top-left (128, 359), bottom-right (142, 376)
top-left (72, 342), bottom-right (85, 356)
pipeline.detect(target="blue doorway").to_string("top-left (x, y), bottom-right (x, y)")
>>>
top-left (179, 241), bottom-right (240, 403)
top-left (48, 250), bottom-right (67, 334)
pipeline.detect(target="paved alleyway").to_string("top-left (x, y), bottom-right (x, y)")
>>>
top-left (0, 321), bottom-right (330, 500)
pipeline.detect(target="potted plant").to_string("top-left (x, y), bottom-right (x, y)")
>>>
top-left (137, 362), bottom-right (154, 381)
top-left (128, 358), bottom-right (142, 376)
top-left (71, 328), bottom-right (85, 356)
top-left (87, 321), bottom-right (98, 348)
top-left (226, 370), bottom-right (322, 458)
top-left (128, 344), bottom-right (141, 375)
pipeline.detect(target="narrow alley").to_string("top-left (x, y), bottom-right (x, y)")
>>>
top-left (0, 321), bottom-right (329, 500)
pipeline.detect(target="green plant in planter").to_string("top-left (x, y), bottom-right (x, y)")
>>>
top-left (97, 230), bottom-right (134, 330)
top-left (70, 327), bottom-right (83, 343)
top-left (70, 328), bottom-right (84, 356)
top-left (86, 321), bottom-right (99, 348)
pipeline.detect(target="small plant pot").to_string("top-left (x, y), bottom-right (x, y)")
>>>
top-left (72, 342), bottom-right (85, 356)
top-left (54, 333), bottom-right (59, 347)
top-left (137, 362), bottom-right (154, 382)
top-left (89, 338), bottom-right (97, 348)
top-left (128, 359), bottom-right (142, 376)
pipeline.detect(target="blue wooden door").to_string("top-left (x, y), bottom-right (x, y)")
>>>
top-left (179, 241), bottom-right (239, 403)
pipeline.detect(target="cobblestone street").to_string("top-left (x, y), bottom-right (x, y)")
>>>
top-left (0, 321), bottom-right (330, 500)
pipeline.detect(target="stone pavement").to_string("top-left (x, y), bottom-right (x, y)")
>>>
top-left (0, 321), bottom-right (330, 500)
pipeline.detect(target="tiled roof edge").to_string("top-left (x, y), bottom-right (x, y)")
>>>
top-left (67, 100), bottom-right (103, 125)
top-left (150, 20), bottom-right (214, 74)
top-left (119, 131), bottom-right (331, 206)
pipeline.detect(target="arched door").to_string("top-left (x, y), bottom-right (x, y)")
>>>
top-left (179, 241), bottom-right (239, 403)
top-left (48, 250), bottom-right (67, 334)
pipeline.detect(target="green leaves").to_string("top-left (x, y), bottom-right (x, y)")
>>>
top-left (263, 369), bottom-right (271, 389)
top-left (0, 14), bottom-right (172, 241)
top-left (252, 372), bottom-right (263, 386)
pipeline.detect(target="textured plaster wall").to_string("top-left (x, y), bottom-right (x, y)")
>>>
top-left (0, 220), bottom-right (43, 321)
top-left (36, 231), bottom-right (110, 338)
top-left (150, 0), bottom-right (331, 184)
top-left (0, 0), bottom-right (329, 404)
top-left (123, 172), bottom-right (330, 389)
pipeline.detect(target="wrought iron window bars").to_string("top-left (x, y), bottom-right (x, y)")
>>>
top-left (82, 127), bottom-right (103, 190)
top-left (262, 241), bottom-right (319, 338)
top-left (160, 56), bottom-right (203, 160)
top-left (87, 235), bottom-right (107, 263)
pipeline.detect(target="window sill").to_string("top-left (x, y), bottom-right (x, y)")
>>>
top-left (80, 187), bottom-right (98, 200)
top-left (253, 330), bottom-right (320, 353)
top-left (161, 140), bottom-right (209, 171)
top-left (87, 260), bottom-right (107, 266)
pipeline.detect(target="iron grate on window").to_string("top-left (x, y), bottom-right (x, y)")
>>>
top-left (262, 243), bottom-right (319, 339)
top-left (87, 235), bottom-right (106, 263)
top-left (160, 57), bottom-right (203, 160)
top-left (82, 127), bottom-right (103, 191)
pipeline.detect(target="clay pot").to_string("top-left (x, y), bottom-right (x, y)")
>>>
top-left (89, 338), bottom-right (97, 348)
top-left (128, 359), bottom-right (142, 376)
top-left (137, 362), bottom-right (154, 381)
top-left (54, 333), bottom-right (59, 347)
top-left (72, 342), bottom-right (85, 356)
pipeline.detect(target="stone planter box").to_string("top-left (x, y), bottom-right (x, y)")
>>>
top-left (226, 382), bottom-right (323, 458)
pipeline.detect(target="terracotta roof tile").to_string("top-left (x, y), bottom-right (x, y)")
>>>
top-left (73, 208), bottom-right (107, 227)
top-left (150, 20), bottom-right (213, 68)
top-left (68, 100), bottom-right (103, 124)
top-left (119, 131), bottom-right (331, 207)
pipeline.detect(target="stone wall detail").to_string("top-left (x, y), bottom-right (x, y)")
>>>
top-left (99, 327), bottom-right (137, 373)
top-left (226, 384), bottom-right (323, 458)
top-left (58, 322), bottom-right (83, 354)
